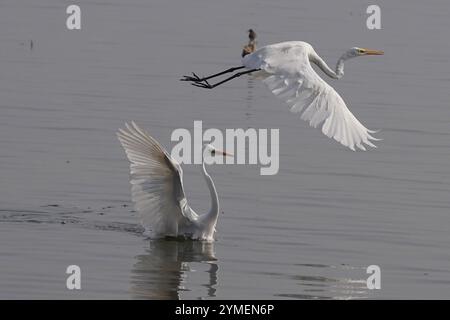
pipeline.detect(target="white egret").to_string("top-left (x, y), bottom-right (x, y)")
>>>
top-left (181, 41), bottom-right (384, 151)
top-left (117, 122), bottom-right (232, 241)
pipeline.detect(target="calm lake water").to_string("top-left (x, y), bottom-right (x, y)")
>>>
top-left (1, 0), bottom-right (450, 299)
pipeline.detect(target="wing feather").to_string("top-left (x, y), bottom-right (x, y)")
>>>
top-left (117, 122), bottom-right (198, 237)
top-left (248, 42), bottom-right (379, 151)
top-left (263, 70), bottom-right (379, 151)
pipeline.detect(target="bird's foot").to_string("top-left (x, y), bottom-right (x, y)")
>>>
top-left (180, 72), bottom-right (204, 82)
top-left (180, 72), bottom-right (214, 89)
top-left (190, 80), bottom-right (213, 89)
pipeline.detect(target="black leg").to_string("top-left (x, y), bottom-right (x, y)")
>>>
top-left (180, 66), bottom-right (245, 83)
top-left (190, 68), bottom-right (261, 89)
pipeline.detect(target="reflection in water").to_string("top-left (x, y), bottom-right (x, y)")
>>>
top-left (130, 240), bottom-right (218, 299)
top-left (245, 77), bottom-right (255, 120)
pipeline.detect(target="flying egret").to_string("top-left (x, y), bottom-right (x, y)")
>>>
top-left (181, 41), bottom-right (384, 151)
top-left (117, 122), bottom-right (232, 241)
top-left (241, 29), bottom-right (257, 57)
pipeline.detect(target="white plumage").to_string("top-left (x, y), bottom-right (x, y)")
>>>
top-left (182, 41), bottom-right (384, 151)
top-left (243, 41), bottom-right (380, 151)
top-left (117, 122), bottom-right (227, 241)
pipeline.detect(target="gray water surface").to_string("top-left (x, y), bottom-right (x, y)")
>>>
top-left (1, 0), bottom-right (450, 299)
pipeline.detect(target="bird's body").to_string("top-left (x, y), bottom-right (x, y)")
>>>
top-left (117, 122), bottom-right (228, 241)
top-left (248, 29), bottom-right (256, 42)
top-left (241, 29), bottom-right (257, 58)
top-left (241, 42), bottom-right (256, 58)
top-left (241, 41), bottom-right (382, 150)
top-left (182, 41), bottom-right (384, 151)
top-left (243, 41), bottom-right (310, 72)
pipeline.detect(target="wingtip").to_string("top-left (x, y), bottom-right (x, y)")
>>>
top-left (368, 128), bottom-right (381, 134)
top-left (117, 122), bottom-right (133, 138)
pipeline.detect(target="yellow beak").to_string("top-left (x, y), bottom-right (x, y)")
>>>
top-left (363, 49), bottom-right (384, 55)
top-left (217, 149), bottom-right (233, 157)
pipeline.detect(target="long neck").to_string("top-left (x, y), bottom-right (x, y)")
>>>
top-left (201, 161), bottom-right (219, 223)
top-left (309, 50), bottom-right (348, 80)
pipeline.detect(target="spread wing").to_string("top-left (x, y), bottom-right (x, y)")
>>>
top-left (117, 122), bottom-right (198, 236)
top-left (254, 43), bottom-right (379, 151)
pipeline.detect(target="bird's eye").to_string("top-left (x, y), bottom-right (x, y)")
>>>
top-left (358, 49), bottom-right (365, 54)
top-left (211, 150), bottom-right (216, 155)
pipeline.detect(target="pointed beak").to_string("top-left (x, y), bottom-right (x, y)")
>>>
top-left (217, 149), bottom-right (233, 157)
top-left (363, 49), bottom-right (384, 55)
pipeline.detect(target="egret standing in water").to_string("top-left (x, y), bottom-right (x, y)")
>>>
top-left (241, 29), bottom-right (257, 58)
top-left (181, 41), bottom-right (384, 151)
top-left (117, 122), bottom-right (232, 241)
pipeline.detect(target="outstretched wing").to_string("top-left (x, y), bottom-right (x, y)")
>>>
top-left (117, 122), bottom-right (198, 236)
top-left (249, 42), bottom-right (379, 151)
